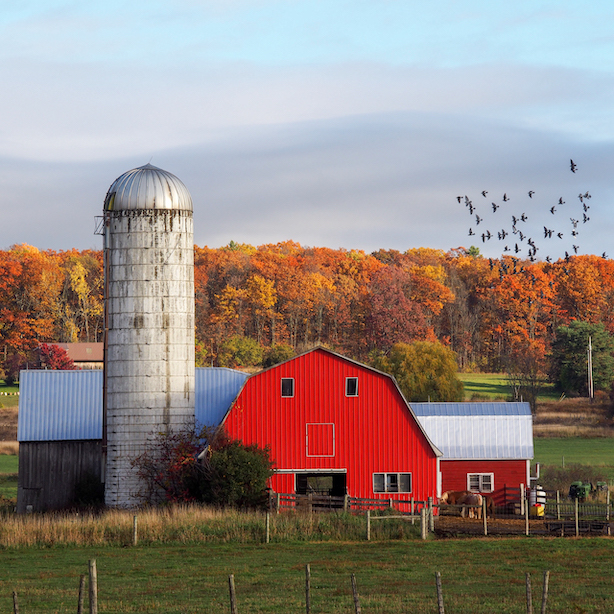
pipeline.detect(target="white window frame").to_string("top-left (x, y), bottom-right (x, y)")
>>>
top-left (345, 377), bottom-right (359, 397)
top-left (467, 473), bottom-right (494, 493)
top-left (281, 377), bottom-right (295, 398)
top-left (373, 472), bottom-right (412, 494)
top-left (306, 423), bottom-right (335, 457)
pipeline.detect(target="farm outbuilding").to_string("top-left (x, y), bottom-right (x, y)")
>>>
top-left (17, 369), bottom-right (104, 513)
top-left (17, 367), bottom-right (247, 512)
top-left (411, 402), bottom-right (533, 506)
top-left (222, 347), bottom-right (442, 503)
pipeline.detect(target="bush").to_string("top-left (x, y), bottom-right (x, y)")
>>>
top-left (133, 426), bottom-right (273, 509)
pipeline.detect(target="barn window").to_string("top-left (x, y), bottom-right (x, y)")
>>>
top-left (467, 473), bottom-right (494, 493)
top-left (373, 472), bottom-right (412, 493)
top-left (345, 377), bottom-right (358, 397)
top-left (281, 378), bottom-right (294, 397)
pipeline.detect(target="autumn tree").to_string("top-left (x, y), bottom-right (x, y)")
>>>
top-left (372, 341), bottom-right (464, 402)
top-left (38, 343), bottom-right (78, 370)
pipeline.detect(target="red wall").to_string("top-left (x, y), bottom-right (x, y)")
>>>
top-left (441, 459), bottom-right (528, 505)
top-left (223, 349), bottom-right (439, 503)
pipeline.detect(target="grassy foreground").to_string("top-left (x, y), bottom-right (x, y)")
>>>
top-left (1, 538), bottom-right (614, 613)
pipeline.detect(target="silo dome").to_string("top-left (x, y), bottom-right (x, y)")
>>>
top-left (104, 163), bottom-right (193, 212)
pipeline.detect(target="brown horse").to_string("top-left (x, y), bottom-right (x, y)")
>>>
top-left (440, 490), bottom-right (483, 519)
top-left (456, 492), bottom-right (483, 519)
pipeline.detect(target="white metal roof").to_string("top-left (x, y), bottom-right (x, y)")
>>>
top-left (104, 164), bottom-right (192, 212)
top-left (411, 402), bottom-right (533, 460)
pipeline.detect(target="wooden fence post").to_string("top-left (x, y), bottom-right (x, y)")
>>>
top-left (435, 571), bottom-right (445, 614)
top-left (483, 497), bottom-right (488, 536)
top-left (541, 570), bottom-right (550, 614)
top-left (575, 498), bottom-right (579, 537)
top-left (420, 507), bottom-right (427, 540)
top-left (344, 494), bottom-right (349, 512)
top-left (411, 496), bottom-right (415, 525)
top-left (365, 510), bottom-right (371, 541)
top-left (526, 573), bottom-right (533, 614)
top-left (229, 574), bottom-right (238, 614)
top-left (520, 483), bottom-right (525, 516)
top-left (265, 511), bottom-right (270, 544)
top-left (276, 493), bottom-right (281, 514)
top-left (89, 559), bottom-right (98, 614)
top-left (351, 574), bottom-right (362, 614)
top-left (556, 491), bottom-right (560, 521)
top-left (132, 515), bottom-right (138, 547)
top-left (77, 574), bottom-right (86, 614)
top-left (12, 590), bottom-right (19, 614)
top-left (305, 564), bottom-right (311, 614)
top-left (607, 489), bottom-right (611, 536)
top-left (525, 493), bottom-right (530, 537)
top-left (428, 497), bottom-right (434, 532)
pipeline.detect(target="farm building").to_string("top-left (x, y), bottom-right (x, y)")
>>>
top-left (17, 367), bottom-right (247, 512)
top-left (411, 402), bottom-right (533, 506)
top-left (222, 347), bottom-right (442, 503)
top-left (55, 343), bottom-right (104, 369)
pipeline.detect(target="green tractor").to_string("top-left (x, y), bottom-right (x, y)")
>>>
top-left (568, 481), bottom-right (592, 501)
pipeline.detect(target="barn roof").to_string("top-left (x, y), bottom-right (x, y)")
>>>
top-left (18, 367), bottom-right (247, 442)
top-left (18, 370), bottom-right (103, 441)
top-left (410, 402), bottom-right (533, 460)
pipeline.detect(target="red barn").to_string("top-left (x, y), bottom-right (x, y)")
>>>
top-left (411, 402), bottom-right (533, 506)
top-left (222, 348), bottom-right (441, 504)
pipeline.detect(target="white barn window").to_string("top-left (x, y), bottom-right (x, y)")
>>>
top-left (373, 472), bottom-right (412, 493)
top-left (467, 473), bottom-right (494, 493)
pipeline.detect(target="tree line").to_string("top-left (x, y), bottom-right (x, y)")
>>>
top-left (1, 241), bottom-right (613, 398)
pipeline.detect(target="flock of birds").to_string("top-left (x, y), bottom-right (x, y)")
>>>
top-left (458, 159), bottom-right (606, 266)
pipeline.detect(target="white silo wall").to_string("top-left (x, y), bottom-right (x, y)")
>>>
top-left (103, 167), bottom-right (195, 507)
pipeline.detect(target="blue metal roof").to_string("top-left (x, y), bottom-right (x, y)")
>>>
top-left (410, 402), bottom-right (532, 416)
top-left (195, 368), bottom-right (248, 428)
top-left (18, 368), bottom-right (247, 442)
top-left (18, 370), bottom-right (103, 441)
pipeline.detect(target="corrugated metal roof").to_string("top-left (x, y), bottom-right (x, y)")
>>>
top-left (411, 403), bottom-right (533, 460)
top-left (18, 368), bottom-right (247, 442)
top-left (195, 368), bottom-right (248, 428)
top-left (104, 164), bottom-right (193, 212)
top-left (410, 402), bottom-right (532, 416)
top-left (18, 370), bottom-right (103, 441)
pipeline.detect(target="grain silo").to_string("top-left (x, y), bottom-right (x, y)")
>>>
top-left (103, 164), bottom-right (195, 507)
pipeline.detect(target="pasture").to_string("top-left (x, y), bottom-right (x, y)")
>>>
top-left (458, 373), bottom-right (558, 402)
top-left (1, 539), bottom-right (614, 613)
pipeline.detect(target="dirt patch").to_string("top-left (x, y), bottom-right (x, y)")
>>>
top-left (434, 516), bottom-right (611, 537)
top-left (0, 407), bottom-right (17, 441)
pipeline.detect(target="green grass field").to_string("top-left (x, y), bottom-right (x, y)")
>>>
top-left (534, 438), bottom-right (614, 468)
top-left (1, 539), bottom-right (613, 613)
top-left (459, 373), bottom-right (559, 401)
top-left (0, 454), bottom-right (18, 500)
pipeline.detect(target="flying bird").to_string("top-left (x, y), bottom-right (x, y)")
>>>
top-left (468, 228), bottom-right (474, 236)
top-left (503, 193), bottom-right (509, 201)
top-left (550, 206), bottom-right (556, 214)
top-left (457, 196), bottom-right (463, 203)
top-left (481, 190), bottom-right (488, 197)
top-left (570, 159), bottom-right (577, 173)
top-left (492, 202), bottom-right (499, 212)
top-left (520, 213), bottom-right (527, 222)
top-left (528, 191), bottom-right (535, 198)
top-left (558, 197), bottom-right (565, 205)
top-left (476, 214), bottom-right (482, 225)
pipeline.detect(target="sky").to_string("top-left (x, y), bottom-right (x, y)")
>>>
top-left (2, 0), bottom-right (614, 260)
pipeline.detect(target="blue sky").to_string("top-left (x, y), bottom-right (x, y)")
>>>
top-left (2, 1), bottom-right (613, 259)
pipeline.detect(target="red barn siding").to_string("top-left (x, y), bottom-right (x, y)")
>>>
top-left (223, 348), bottom-right (439, 503)
top-left (441, 459), bottom-right (529, 505)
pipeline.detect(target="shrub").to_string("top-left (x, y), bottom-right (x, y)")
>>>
top-left (217, 336), bottom-right (264, 368)
top-left (133, 426), bottom-right (273, 509)
top-left (262, 343), bottom-right (295, 368)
